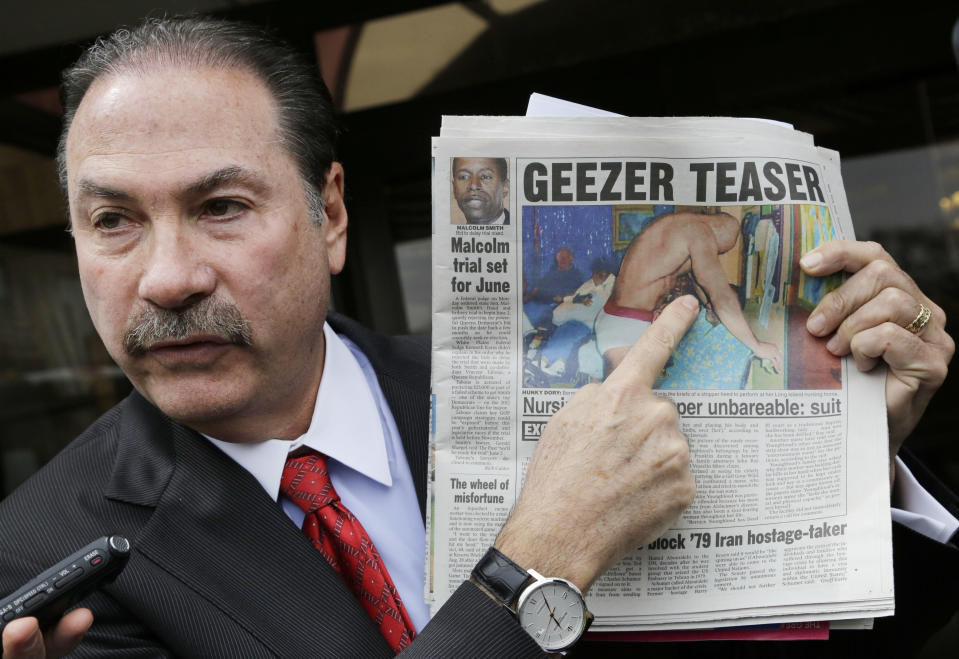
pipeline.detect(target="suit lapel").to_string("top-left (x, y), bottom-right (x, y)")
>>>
top-left (106, 393), bottom-right (393, 657)
top-left (377, 372), bottom-right (430, 517)
top-left (327, 313), bottom-right (431, 518)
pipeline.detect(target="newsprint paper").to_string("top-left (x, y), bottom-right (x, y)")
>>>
top-left (425, 111), bottom-right (894, 632)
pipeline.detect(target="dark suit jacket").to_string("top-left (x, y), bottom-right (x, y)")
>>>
top-left (1, 314), bottom-right (956, 657)
top-left (466, 209), bottom-right (509, 225)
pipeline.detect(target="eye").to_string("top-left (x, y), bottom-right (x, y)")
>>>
top-left (202, 198), bottom-right (247, 219)
top-left (93, 212), bottom-right (130, 231)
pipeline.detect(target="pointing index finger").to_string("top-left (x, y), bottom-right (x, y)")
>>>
top-left (605, 295), bottom-right (700, 391)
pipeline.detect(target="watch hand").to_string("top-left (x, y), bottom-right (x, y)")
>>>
top-left (540, 593), bottom-right (553, 615)
top-left (540, 594), bottom-right (563, 630)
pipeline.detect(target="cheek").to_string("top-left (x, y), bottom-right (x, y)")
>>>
top-left (233, 228), bottom-right (328, 321)
top-left (78, 257), bottom-right (133, 344)
top-left (248, 223), bottom-right (313, 284)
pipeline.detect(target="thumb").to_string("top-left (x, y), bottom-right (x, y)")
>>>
top-left (2, 617), bottom-right (45, 659)
top-left (604, 295), bottom-right (699, 390)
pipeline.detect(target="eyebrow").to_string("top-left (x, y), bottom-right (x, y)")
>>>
top-left (76, 180), bottom-right (133, 201)
top-left (456, 167), bottom-right (495, 175)
top-left (75, 165), bottom-right (270, 204)
top-left (181, 166), bottom-right (269, 198)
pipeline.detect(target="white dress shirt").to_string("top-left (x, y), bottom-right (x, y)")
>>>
top-left (204, 323), bottom-right (429, 631)
top-left (892, 456), bottom-right (959, 543)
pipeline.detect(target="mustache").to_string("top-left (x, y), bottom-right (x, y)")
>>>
top-left (123, 297), bottom-right (253, 357)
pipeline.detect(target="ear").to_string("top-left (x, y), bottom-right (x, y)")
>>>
top-left (321, 162), bottom-right (348, 274)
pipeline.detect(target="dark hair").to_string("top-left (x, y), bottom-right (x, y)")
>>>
top-left (57, 15), bottom-right (336, 221)
top-left (452, 157), bottom-right (508, 181)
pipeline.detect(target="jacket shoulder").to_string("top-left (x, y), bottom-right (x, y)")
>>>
top-left (0, 395), bottom-right (160, 575)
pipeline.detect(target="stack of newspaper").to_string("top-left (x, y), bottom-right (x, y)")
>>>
top-left (424, 95), bottom-right (894, 634)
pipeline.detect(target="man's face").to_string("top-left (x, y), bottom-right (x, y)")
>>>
top-left (66, 66), bottom-right (348, 442)
top-left (452, 158), bottom-right (508, 223)
top-left (556, 248), bottom-right (574, 270)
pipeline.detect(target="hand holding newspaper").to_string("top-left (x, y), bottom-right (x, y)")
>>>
top-left (425, 97), bottom-right (896, 633)
top-left (797, 240), bottom-right (951, 467)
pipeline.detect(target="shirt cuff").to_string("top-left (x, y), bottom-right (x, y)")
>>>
top-left (891, 456), bottom-right (959, 544)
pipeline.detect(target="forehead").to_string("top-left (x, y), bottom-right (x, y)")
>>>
top-left (65, 65), bottom-right (286, 192)
top-left (455, 158), bottom-right (502, 177)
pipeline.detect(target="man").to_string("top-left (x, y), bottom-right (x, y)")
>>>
top-left (552, 258), bottom-right (615, 326)
top-left (524, 246), bottom-right (584, 328)
top-left (539, 258), bottom-right (615, 379)
top-left (597, 210), bottom-right (784, 374)
top-left (1, 17), bottom-right (955, 659)
top-left (0, 18), bottom-right (694, 657)
top-left (452, 157), bottom-right (510, 224)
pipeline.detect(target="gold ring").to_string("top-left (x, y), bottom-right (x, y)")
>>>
top-left (905, 303), bottom-right (931, 335)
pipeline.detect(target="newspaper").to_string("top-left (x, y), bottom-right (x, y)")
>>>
top-left (425, 105), bottom-right (893, 632)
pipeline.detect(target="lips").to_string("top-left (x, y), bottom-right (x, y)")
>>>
top-left (146, 335), bottom-right (233, 367)
top-left (148, 334), bottom-right (229, 349)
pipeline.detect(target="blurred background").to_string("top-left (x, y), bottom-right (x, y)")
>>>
top-left (1, 0), bottom-right (957, 519)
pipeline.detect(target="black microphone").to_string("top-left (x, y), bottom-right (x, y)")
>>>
top-left (0, 535), bottom-right (131, 632)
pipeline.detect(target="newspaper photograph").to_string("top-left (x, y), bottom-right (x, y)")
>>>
top-left (426, 118), bottom-right (893, 632)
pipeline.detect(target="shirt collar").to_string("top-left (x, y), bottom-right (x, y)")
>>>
top-left (205, 322), bottom-right (392, 500)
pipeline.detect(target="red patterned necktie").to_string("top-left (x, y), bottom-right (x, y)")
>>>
top-left (281, 452), bottom-right (417, 653)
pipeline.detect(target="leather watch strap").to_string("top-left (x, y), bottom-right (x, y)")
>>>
top-left (470, 546), bottom-right (531, 608)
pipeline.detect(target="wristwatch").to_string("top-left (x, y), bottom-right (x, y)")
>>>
top-left (470, 547), bottom-right (593, 652)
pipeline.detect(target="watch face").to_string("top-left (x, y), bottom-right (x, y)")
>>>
top-left (516, 579), bottom-right (587, 651)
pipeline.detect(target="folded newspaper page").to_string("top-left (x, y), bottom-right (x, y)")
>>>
top-left (425, 112), bottom-right (893, 632)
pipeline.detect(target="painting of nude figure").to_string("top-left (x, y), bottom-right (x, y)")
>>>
top-left (521, 203), bottom-right (842, 390)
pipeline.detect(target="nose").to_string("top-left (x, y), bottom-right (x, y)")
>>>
top-left (468, 174), bottom-right (481, 190)
top-left (137, 224), bottom-right (216, 310)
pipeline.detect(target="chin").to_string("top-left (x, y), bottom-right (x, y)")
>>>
top-left (135, 378), bottom-right (252, 431)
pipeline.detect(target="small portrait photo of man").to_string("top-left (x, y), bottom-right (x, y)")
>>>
top-left (450, 157), bottom-right (510, 225)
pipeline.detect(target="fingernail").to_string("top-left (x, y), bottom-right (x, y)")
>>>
top-left (800, 252), bottom-right (822, 270)
top-left (681, 295), bottom-right (699, 311)
top-left (807, 313), bottom-right (826, 334)
top-left (826, 335), bottom-right (840, 353)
